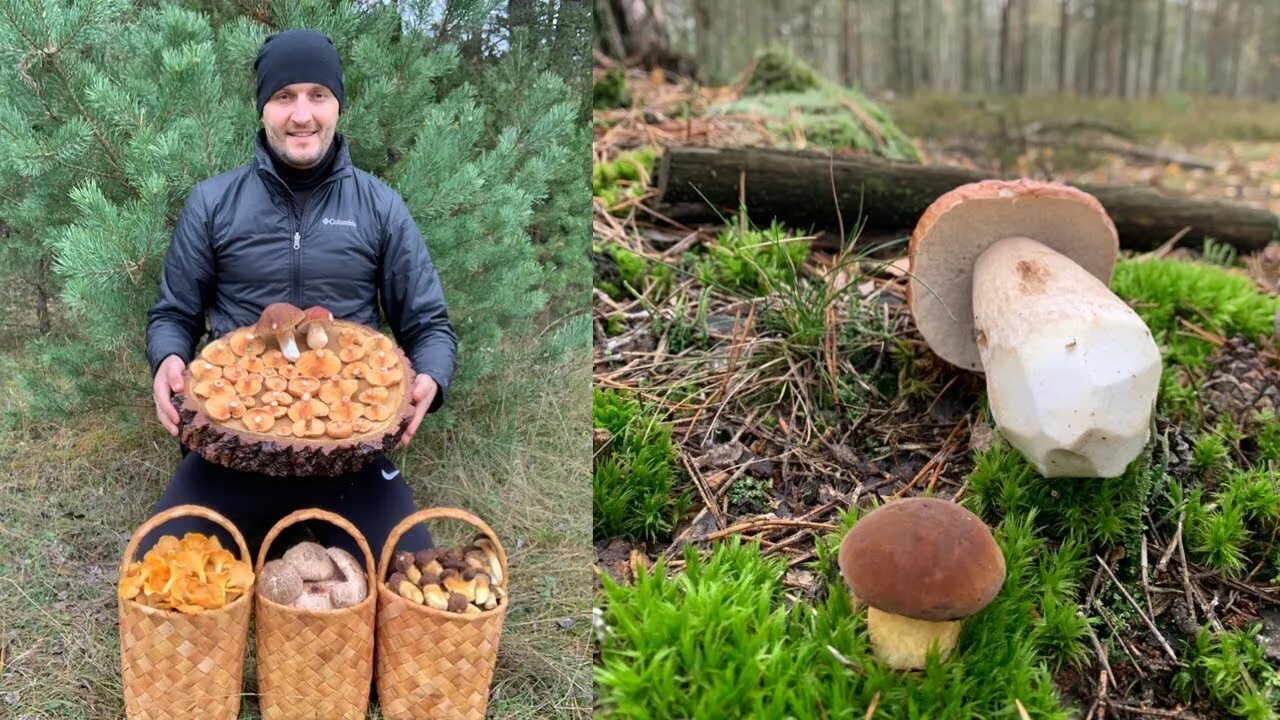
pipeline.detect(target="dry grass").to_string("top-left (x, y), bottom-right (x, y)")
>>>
top-left (0, 340), bottom-right (591, 718)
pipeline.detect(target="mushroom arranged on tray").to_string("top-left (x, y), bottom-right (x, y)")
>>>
top-left (257, 541), bottom-right (368, 611)
top-left (908, 179), bottom-right (1161, 478)
top-left (172, 303), bottom-right (415, 477)
top-left (837, 497), bottom-right (1005, 670)
top-left (385, 536), bottom-right (506, 615)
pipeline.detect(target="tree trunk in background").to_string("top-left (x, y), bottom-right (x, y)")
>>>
top-left (961, 0), bottom-right (973, 92)
top-left (1017, 0), bottom-right (1030, 93)
top-left (1150, 0), bottom-right (1166, 96)
top-left (841, 0), bottom-right (854, 86)
top-left (1086, 0), bottom-right (1101, 94)
top-left (1179, 0), bottom-right (1194, 92)
top-left (892, 0), bottom-right (906, 93)
top-left (1058, 0), bottom-right (1071, 91)
top-left (1118, 0), bottom-right (1133, 97)
top-left (999, 0), bottom-right (1013, 92)
top-left (1228, 0), bottom-right (1246, 98)
top-left (921, 0), bottom-right (935, 88)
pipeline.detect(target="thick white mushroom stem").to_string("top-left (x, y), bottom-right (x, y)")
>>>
top-left (306, 324), bottom-right (329, 350)
top-left (972, 236), bottom-right (1161, 478)
top-left (275, 329), bottom-right (300, 362)
top-left (866, 606), bottom-right (962, 670)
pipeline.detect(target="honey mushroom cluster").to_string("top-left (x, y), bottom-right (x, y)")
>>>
top-left (257, 541), bottom-right (369, 611)
top-left (386, 536), bottom-right (505, 615)
top-left (118, 532), bottom-right (255, 615)
top-left (188, 303), bottom-right (405, 440)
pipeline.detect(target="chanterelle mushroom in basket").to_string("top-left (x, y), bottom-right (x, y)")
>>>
top-left (256, 302), bottom-right (306, 362)
top-left (838, 497), bottom-right (1005, 670)
top-left (908, 179), bottom-right (1161, 478)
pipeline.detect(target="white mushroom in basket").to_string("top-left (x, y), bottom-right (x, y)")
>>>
top-left (256, 303), bottom-right (306, 362)
top-left (326, 547), bottom-right (368, 608)
top-left (908, 180), bottom-right (1161, 478)
top-left (258, 559), bottom-right (304, 605)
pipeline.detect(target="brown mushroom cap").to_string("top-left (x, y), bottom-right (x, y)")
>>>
top-left (368, 349), bottom-right (397, 370)
top-left (364, 402), bottom-right (394, 422)
top-left (284, 542), bottom-right (339, 582)
top-left (328, 399), bottom-right (365, 423)
top-left (838, 497), bottom-right (1005, 622)
top-left (299, 306), bottom-right (333, 333)
top-left (908, 179), bottom-right (1118, 372)
top-left (256, 302), bottom-right (305, 337)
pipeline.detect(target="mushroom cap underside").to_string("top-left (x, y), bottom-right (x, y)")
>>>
top-left (838, 496), bottom-right (1006, 622)
top-left (907, 179), bottom-right (1118, 371)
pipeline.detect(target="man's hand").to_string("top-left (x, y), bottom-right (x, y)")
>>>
top-left (398, 374), bottom-right (438, 448)
top-left (153, 355), bottom-right (186, 436)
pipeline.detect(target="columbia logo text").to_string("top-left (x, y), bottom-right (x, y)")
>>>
top-left (322, 217), bottom-right (357, 227)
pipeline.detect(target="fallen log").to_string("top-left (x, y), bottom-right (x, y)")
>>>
top-left (654, 146), bottom-right (1278, 252)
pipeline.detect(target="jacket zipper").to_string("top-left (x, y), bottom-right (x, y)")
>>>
top-left (285, 175), bottom-right (343, 308)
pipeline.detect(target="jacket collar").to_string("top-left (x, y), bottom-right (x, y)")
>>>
top-left (253, 130), bottom-right (354, 188)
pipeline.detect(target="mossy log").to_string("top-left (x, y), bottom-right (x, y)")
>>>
top-left (655, 146), bottom-right (1280, 252)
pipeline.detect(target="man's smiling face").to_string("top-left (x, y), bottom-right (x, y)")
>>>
top-left (261, 82), bottom-right (339, 169)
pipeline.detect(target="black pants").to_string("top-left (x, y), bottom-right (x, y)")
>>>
top-left (139, 450), bottom-right (433, 566)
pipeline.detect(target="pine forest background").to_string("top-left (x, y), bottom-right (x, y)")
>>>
top-left (0, 0), bottom-right (593, 717)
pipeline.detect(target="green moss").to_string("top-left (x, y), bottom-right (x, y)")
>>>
top-left (594, 69), bottom-right (631, 110)
top-left (1173, 625), bottom-right (1280, 719)
top-left (592, 389), bottom-right (690, 543)
top-left (1256, 411), bottom-right (1280, 465)
top-left (962, 433), bottom-right (1162, 549)
top-left (696, 218), bottom-right (808, 296)
top-left (727, 477), bottom-right (772, 514)
top-left (593, 147), bottom-right (657, 212)
top-left (742, 45), bottom-right (824, 95)
top-left (1193, 432), bottom-right (1232, 477)
top-left (1178, 469), bottom-right (1280, 578)
top-left (596, 515), bottom-right (1086, 718)
top-left (721, 88), bottom-right (920, 161)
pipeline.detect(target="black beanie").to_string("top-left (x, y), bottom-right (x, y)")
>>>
top-left (254, 29), bottom-right (345, 115)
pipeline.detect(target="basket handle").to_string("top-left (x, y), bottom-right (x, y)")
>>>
top-left (255, 508), bottom-right (378, 600)
top-left (120, 504), bottom-right (251, 574)
top-left (377, 507), bottom-right (509, 586)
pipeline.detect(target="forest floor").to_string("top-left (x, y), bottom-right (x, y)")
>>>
top-left (593, 69), bottom-right (1280, 718)
top-left (0, 294), bottom-right (592, 718)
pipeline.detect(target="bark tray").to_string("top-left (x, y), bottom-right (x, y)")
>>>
top-left (172, 319), bottom-right (415, 477)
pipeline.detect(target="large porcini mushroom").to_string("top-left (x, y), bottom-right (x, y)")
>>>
top-left (256, 303), bottom-right (306, 362)
top-left (326, 547), bottom-right (368, 608)
top-left (838, 497), bottom-right (1005, 670)
top-left (293, 583), bottom-right (334, 611)
top-left (908, 180), bottom-right (1161, 477)
top-left (258, 559), bottom-right (304, 605)
top-left (298, 306), bottom-right (334, 351)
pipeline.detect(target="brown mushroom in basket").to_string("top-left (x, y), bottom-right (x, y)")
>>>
top-left (365, 366), bottom-right (403, 387)
top-left (340, 361), bottom-right (369, 380)
top-left (189, 359), bottom-right (222, 383)
top-left (235, 354), bottom-right (265, 374)
top-left (422, 584), bottom-right (450, 611)
top-left (328, 398), bottom-right (365, 423)
top-left (474, 536), bottom-right (504, 585)
top-left (288, 376), bottom-right (322, 397)
top-left (298, 306), bottom-right (334, 351)
top-left (194, 377), bottom-right (236, 399)
top-left (288, 395), bottom-right (329, 422)
top-left (228, 331), bottom-right (266, 357)
top-left (838, 497), bottom-right (1005, 670)
top-left (319, 378), bottom-right (359, 405)
top-left (447, 592), bottom-right (469, 614)
top-left (292, 418), bottom-right (326, 438)
top-left (242, 408), bottom-right (276, 433)
top-left (204, 395), bottom-right (234, 421)
top-left (264, 375), bottom-right (289, 393)
top-left (296, 349), bottom-right (342, 378)
top-left (338, 344), bottom-right (366, 363)
top-left (200, 340), bottom-right (236, 366)
top-left (234, 375), bottom-right (263, 396)
top-left (325, 420), bottom-right (353, 439)
top-left (256, 303), bottom-right (306, 362)
top-left (262, 349), bottom-right (289, 369)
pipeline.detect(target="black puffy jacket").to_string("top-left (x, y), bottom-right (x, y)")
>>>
top-left (146, 132), bottom-right (458, 411)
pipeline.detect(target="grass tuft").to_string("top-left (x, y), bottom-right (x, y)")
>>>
top-left (592, 389), bottom-right (689, 544)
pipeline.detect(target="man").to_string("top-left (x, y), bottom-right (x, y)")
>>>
top-left (142, 29), bottom-right (456, 557)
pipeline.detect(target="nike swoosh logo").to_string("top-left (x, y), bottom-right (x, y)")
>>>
top-left (381, 469), bottom-right (400, 480)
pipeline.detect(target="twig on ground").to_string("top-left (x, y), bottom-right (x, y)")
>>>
top-left (1096, 555), bottom-right (1181, 664)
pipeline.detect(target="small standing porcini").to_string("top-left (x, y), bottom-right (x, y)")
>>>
top-left (255, 302), bottom-right (306, 362)
top-left (838, 497), bottom-right (1005, 670)
top-left (908, 179), bottom-right (1162, 478)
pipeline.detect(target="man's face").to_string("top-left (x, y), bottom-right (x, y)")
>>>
top-left (261, 82), bottom-right (339, 169)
